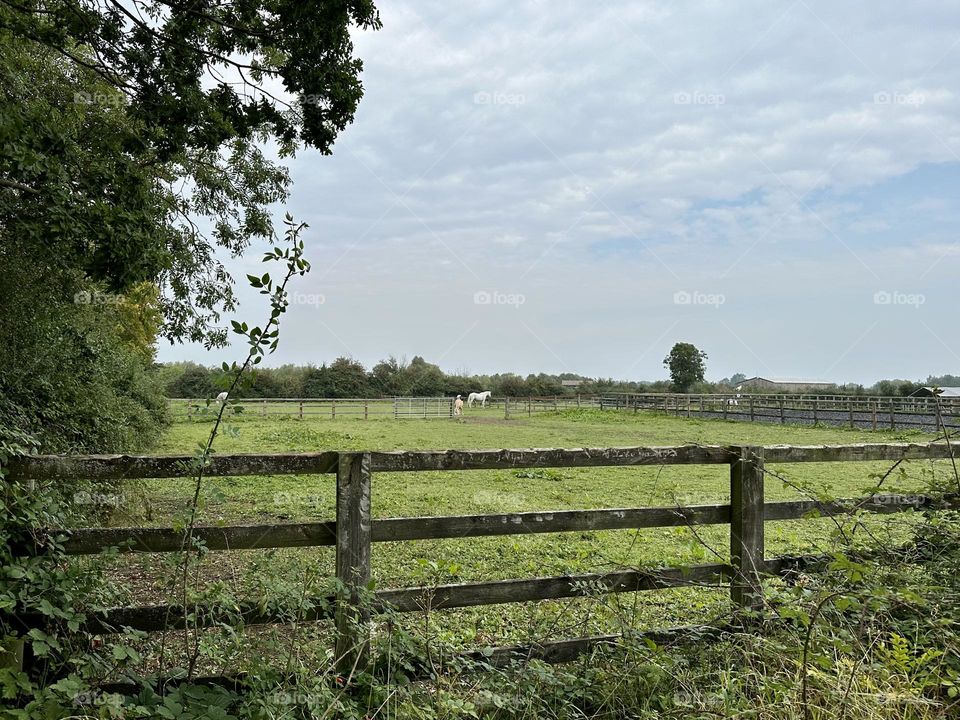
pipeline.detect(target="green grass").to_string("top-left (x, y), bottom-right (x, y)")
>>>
top-left (101, 409), bottom-right (952, 652)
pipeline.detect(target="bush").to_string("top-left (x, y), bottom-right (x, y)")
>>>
top-left (0, 260), bottom-right (167, 454)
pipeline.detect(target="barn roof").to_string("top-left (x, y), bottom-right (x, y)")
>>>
top-left (921, 386), bottom-right (960, 397)
top-left (743, 376), bottom-right (835, 385)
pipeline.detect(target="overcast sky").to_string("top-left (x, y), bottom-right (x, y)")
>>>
top-left (158, 0), bottom-right (960, 385)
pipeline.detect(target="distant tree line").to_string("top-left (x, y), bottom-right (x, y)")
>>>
top-left (835, 375), bottom-right (960, 397)
top-left (156, 357), bottom-right (960, 400)
top-left (156, 356), bottom-right (676, 399)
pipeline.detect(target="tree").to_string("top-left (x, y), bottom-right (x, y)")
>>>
top-left (403, 356), bottom-right (445, 396)
top-left (663, 342), bottom-right (708, 393)
top-left (371, 356), bottom-right (410, 396)
top-left (327, 357), bottom-right (370, 397)
top-left (496, 374), bottom-right (530, 397)
top-left (302, 365), bottom-right (333, 398)
top-left (1, 1), bottom-right (381, 344)
top-left (165, 365), bottom-right (215, 399)
top-left (0, 4), bottom-right (379, 450)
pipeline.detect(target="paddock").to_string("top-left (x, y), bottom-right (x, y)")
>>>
top-left (7, 408), bottom-right (955, 686)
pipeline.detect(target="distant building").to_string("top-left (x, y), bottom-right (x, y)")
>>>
top-left (740, 377), bottom-right (837, 393)
top-left (561, 379), bottom-right (584, 388)
top-left (914, 386), bottom-right (960, 398)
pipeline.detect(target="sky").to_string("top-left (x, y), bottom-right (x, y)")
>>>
top-left (157, 0), bottom-right (960, 385)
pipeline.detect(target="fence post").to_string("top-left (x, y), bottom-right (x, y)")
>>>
top-left (779, 398), bottom-right (785, 424)
top-left (335, 452), bottom-right (372, 676)
top-left (890, 400), bottom-right (896, 430)
top-left (504, 396), bottom-right (510, 419)
top-left (812, 399), bottom-right (818, 425)
top-left (849, 400), bottom-right (854, 428)
top-left (749, 397), bottom-right (755, 422)
top-left (299, 401), bottom-right (304, 420)
top-left (364, 400), bottom-right (368, 420)
top-left (332, 400), bottom-right (336, 420)
top-left (730, 446), bottom-right (765, 612)
top-left (871, 401), bottom-right (877, 431)
top-left (528, 397), bottom-right (532, 417)
top-left (261, 399), bottom-right (267, 417)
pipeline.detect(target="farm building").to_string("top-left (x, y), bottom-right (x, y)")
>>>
top-left (561, 379), bottom-right (584, 388)
top-left (914, 386), bottom-right (960, 398)
top-left (740, 377), bottom-right (837, 393)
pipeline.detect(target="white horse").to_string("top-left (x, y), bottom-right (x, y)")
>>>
top-left (467, 391), bottom-right (492, 407)
top-left (727, 386), bottom-right (742, 406)
top-left (454, 395), bottom-right (464, 416)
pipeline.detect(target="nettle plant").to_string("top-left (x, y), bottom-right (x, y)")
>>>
top-left (165, 215), bottom-right (313, 680)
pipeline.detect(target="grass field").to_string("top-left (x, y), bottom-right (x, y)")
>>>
top-left (92, 408), bottom-right (953, 661)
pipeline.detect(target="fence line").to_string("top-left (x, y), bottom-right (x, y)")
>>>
top-left (168, 392), bottom-right (960, 431)
top-left (167, 395), bottom-right (601, 421)
top-left (602, 392), bottom-right (960, 432)
top-left (7, 440), bottom-right (957, 678)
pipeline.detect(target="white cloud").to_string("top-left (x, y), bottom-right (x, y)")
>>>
top-left (160, 0), bottom-right (960, 383)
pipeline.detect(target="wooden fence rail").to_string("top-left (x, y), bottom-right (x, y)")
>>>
top-left (170, 393), bottom-right (960, 432)
top-left (6, 441), bottom-right (957, 676)
top-left (168, 395), bottom-right (603, 421)
top-left (603, 392), bottom-right (960, 432)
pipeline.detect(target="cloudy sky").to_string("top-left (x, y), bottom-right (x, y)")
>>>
top-left (159, 0), bottom-right (960, 385)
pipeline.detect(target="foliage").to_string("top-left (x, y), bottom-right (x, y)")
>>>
top-left (5, 373), bottom-right (960, 718)
top-left (156, 358), bottom-right (671, 399)
top-left (0, 252), bottom-right (167, 454)
top-left (0, 1), bottom-right (380, 345)
top-left (0, 33), bottom-right (161, 453)
top-left (663, 341), bottom-right (708, 393)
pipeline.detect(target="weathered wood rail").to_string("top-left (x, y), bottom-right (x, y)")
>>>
top-left (6, 441), bottom-right (957, 674)
top-left (169, 395), bottom-right (602, 421)
top-left (603, 392), bottom-right (960, 432)
top-left (169, 396), bottom-right (458, 421)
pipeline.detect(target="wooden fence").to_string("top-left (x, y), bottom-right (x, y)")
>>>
top-left (603, 393), bottom-right (960, 432)
top-left (7, 440), bottom-right (958, 679)
top-left (169, 395), bottom-right (602, 421)
top-left (170, 397), bottom-right (452, 420)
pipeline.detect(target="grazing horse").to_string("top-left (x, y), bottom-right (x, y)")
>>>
top-left (727, 386), bottom-right (742, 406)
top-left (467, 391), bottom-right (492, 407)
top-left (454, 395), bottom-right (464, 416)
